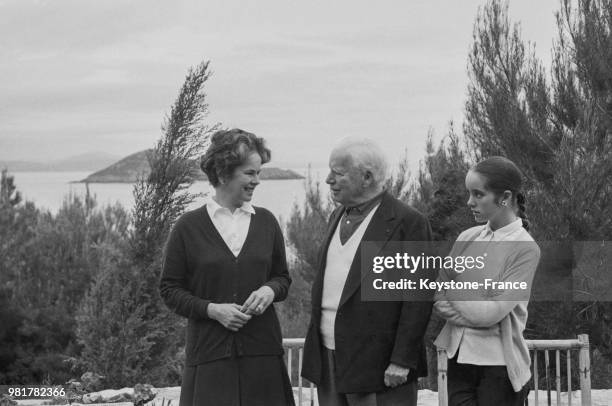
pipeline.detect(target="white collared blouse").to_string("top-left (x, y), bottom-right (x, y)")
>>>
top-left (206, 197), bottom-right (255, 257)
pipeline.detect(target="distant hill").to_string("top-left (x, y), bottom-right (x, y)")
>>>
top-left (0, 152), bottom-right (121, 172)
top-left (80, 150), bottom-right (305, 183)
top-left (79, 150), bottom-right (151, 183)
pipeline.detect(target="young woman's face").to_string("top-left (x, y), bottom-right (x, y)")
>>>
top-left (223, 152), bottom-right (262, 207)
top-left (465, 170), bottom-right (503, 223)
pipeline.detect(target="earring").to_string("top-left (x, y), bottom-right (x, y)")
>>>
top-left (501, 201), bottom-right (507, 206)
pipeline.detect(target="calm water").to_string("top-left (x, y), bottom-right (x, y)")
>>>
top-left (11, 170), bottom-right (331, 223)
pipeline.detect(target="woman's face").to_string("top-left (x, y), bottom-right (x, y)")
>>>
top-left (465, 170), bottom-right (503, 224)
top-left (221, 152), bottom-right (262, 208)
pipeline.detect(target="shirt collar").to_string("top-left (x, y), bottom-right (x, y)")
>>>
top-left (480, 218), bottom-right (523, 239)
top-left (206, 197), bottom-right (255, 217)
top-left (345, 190), bottom-right (385, 215)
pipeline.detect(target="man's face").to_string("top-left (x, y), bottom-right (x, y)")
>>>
top-left (326, 151), bottom-right (365, 206)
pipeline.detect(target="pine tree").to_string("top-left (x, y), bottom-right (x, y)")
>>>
top-left (76, 61), bottom-right (218, 386)
top-left (464, 0), bottom-right (612, 387)
top-left (0, 169), bottom-right (21, 207)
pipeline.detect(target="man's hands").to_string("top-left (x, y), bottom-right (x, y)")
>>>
top-left (241, 286), bottom-right (275, 316)
top-left (206, 286), bottom-right (275, 332)
top-left (384, 363), bottom-right (410, 388)
top-left (207, 303), bottom-right (252, 332)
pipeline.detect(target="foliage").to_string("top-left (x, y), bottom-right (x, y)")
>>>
top-left (279, 169), bottom-right (335, 343)
top-left (76, 245), bottom-right (158, 387)
top-left (286, 169), bottom-right (335, 284)
top-left (401, 129), bottom-right (473, 390)
top-left (384, 149), bottom-right (412, 202)
top-left (285, 0), bottom-right (612, 388)
top-left (0, 169), bottom-right (22, 207)
top-left (131, 61), bottom-right (218, 265)
top-left (464, 0), bottom-right (552, 181)
top-left (75, 61), bottom-right (217, 386)
top-left (0, 286), bottom-right (28, 383)
top-left (2, 0), bottom-right (611, 387)
top-left (465, 0), bottom-right (612, 387)
top-left (1, 61), bottom-right (218, 386)
top-left (410, 127), bottom-right (473, 242)
top-left (0, 176), bottom-right (131, 384)
top-left (276, 260), bottom-right (313, 339)
top-left (545, 0), bottom-right (612, 240)
top-left (465, 0), bottom-right (612, 241)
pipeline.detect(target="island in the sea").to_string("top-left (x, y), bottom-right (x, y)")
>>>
top-left (78, 150), bottom-right (305, 183)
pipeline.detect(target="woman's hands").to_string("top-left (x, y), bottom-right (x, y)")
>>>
top-left (434, 300), bottom-right (478, 327)
top-left (434, 300), bottom-right (457, 319)
top-left (241, 286), bottom-right (275, 316)
top-left (207, 303), bottom-right (252, 332)
top-left (206, 286), bottom-right (275, 331)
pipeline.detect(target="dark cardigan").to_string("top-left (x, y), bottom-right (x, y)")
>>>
top-left (159, 205), bottom-right (291, 366)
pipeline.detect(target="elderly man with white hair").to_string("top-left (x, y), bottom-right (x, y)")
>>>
top-left (301, 138), bottom-right (433, 406)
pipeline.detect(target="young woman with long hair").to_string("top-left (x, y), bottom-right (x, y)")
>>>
top-left (434, 156), bottom-right (541, 406)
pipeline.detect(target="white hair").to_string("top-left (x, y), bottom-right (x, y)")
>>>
top-left (332, 137), bottom-right (389, 187)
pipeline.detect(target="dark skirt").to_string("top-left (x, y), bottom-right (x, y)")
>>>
top-left (179, 354), bottom-right (296, 406)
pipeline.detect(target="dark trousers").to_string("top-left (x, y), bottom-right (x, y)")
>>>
top-left (317, 347), bottom-right (418, 406)
top-left (447, 355), bottom-right (528, 406)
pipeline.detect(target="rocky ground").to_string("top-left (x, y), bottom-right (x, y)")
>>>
top-left (148, 388), bottom-right (612, 406)
top-left (13, 387), bottom-right (612, 405)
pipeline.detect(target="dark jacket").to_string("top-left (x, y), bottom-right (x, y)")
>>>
top-left (301, 192), bottom-right (433, 393)
top-left (159, 206), bottom-right (291, 366)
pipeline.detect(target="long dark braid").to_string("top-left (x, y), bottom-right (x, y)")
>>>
top-left (516, 192), bottom-right (530, 231)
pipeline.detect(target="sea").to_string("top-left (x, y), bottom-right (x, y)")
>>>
top-left (10, 168), bottom-right (331, 224)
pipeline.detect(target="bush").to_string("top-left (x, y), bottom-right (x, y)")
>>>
top-left (76, 61), bottom-right (216, 387)
top-left (0, 180), bottom-right (132, 384)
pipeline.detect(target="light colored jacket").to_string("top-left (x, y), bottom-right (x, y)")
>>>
top-left (434, 220), bottom-right (541, 392)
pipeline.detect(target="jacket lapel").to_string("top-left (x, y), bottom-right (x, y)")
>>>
top-left (312, 207), bottom-right (344, 310)
top-left (338, 192), bottom-right (400, 307)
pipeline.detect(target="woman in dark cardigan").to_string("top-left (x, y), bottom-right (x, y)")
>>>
top-left (160, 129), bottom-right (294, 406)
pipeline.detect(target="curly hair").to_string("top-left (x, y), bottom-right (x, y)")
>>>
top-left (200, 128), bottom-right (271, 187)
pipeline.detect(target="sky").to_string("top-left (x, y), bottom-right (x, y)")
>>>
top-left (0, 0), bottom-right (560, 170)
